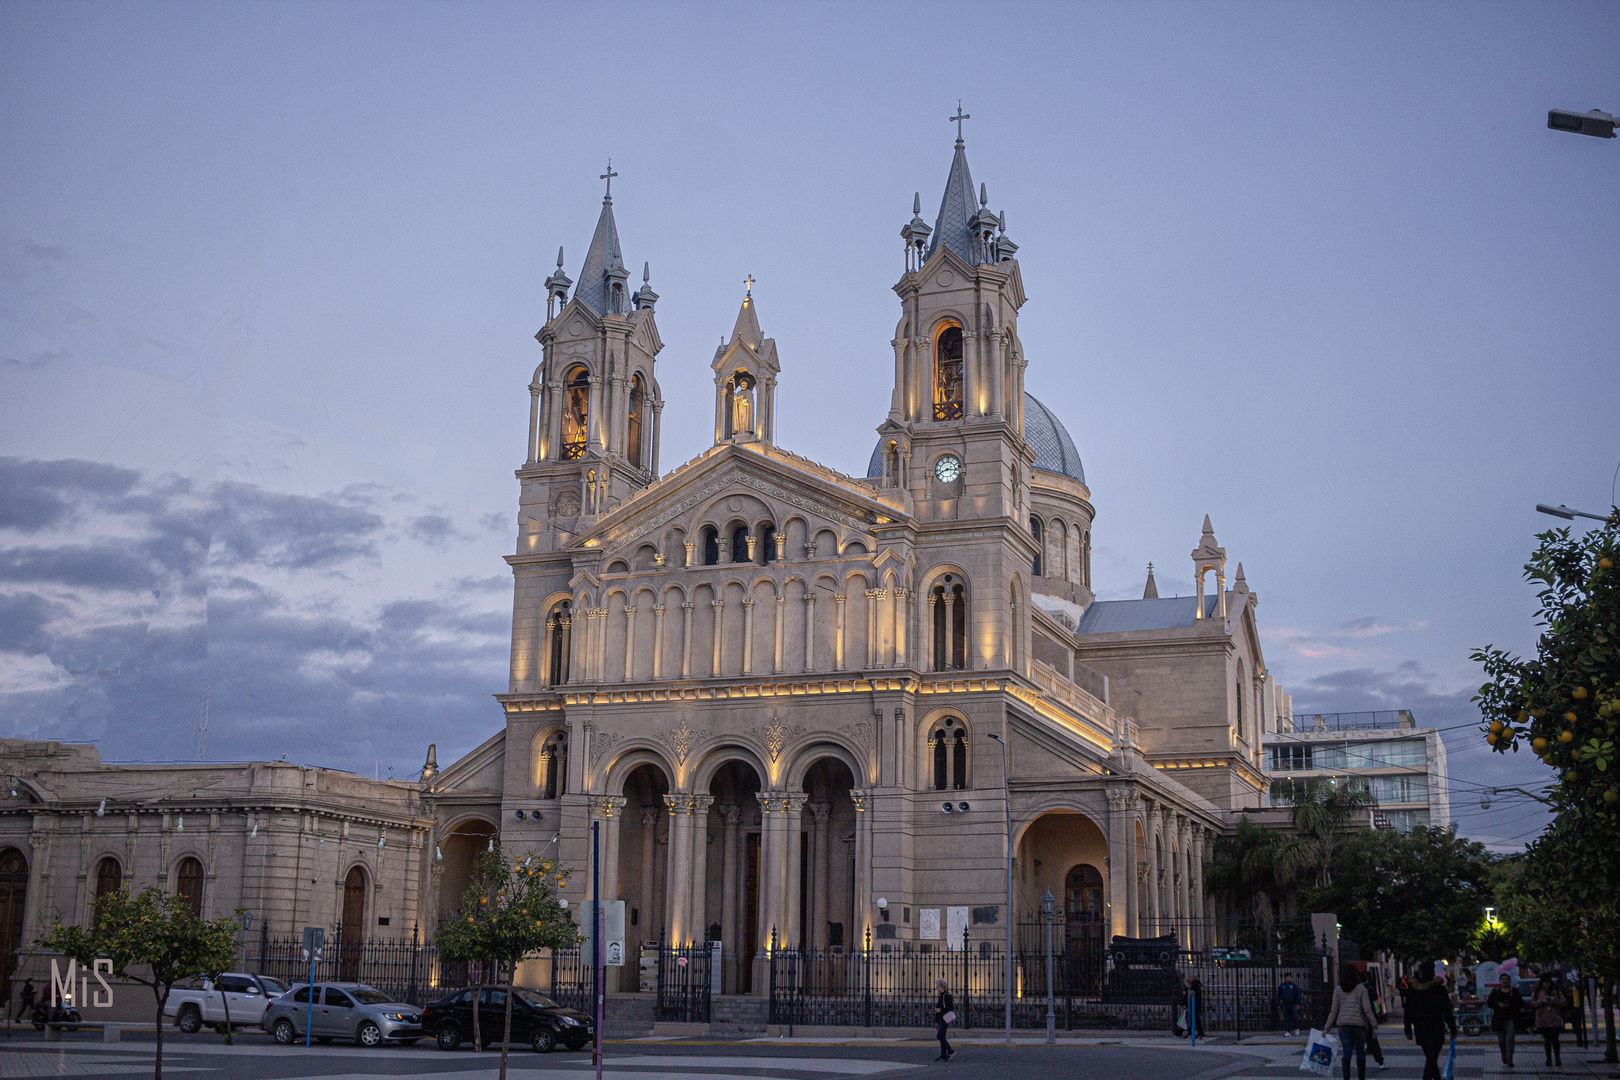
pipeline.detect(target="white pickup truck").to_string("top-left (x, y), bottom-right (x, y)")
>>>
top-left (164, 972), bottom-right (292, 1033)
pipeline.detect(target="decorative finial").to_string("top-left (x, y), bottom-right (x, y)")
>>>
top-left (913, 191), bottom-right (921, 214)
top-left (979, 182), bottom-right (988, 207)
top-left (600, 159), bottom-right (618, 200)
top-left (950, 101), bottom-right (970, 145)
top-left (744, 273), bottom-right (755, 299)
top-left (643, 261), bottom-right (650, 284)
top-left (556, 246), bottom-right (564, 268)
top-left (998, 211), bottom-right (1006, 235)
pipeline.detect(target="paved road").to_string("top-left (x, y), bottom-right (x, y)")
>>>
top-left (0, 1030), bottom-right (1497, 1080)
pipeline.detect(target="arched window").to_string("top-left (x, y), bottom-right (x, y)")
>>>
top-left (929, 717), bottom-right (968, 791)
top-left (547, 602), bottom-right (572, 686)
top-left (731, 525), bottom-right (751, 564)
top-left (93, 857), bottom-right (121, 927)
top-left (561, 366), bottom-right (590, 460)
top-left (702, 526), bottom-right (720, 566)
top-left (933, 326), bottom-right (964, 420)
top-left (1029, 516), bottom-right (1044, 576)
top-left (175, 857), bottom-right (205, 917)
top-left (756, 521), bottom-right (775, 565)
top-left (542, 732), bottom-right (568, 799)
top-left (1065, 863), bottom-right (1104, 923)
top-left (0, 848), bottom-right (27, 991)
top-left (930, 577), bottom-right (967, 671)
top-left (1236, 664), bottom-right (1246, 742)
top-left (627, 374), bottom-right (646, 468)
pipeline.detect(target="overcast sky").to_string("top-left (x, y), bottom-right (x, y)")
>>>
top-left (3, 2), bottom-right (1617, 851)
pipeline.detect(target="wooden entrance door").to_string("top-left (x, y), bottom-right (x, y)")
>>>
top-left (339, 867), bottom-right (366, 980)
top-left (0, 849), bottom-right (28, 1005)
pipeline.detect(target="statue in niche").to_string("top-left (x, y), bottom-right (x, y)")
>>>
top-left (727, 370), bottom-right (756, 439)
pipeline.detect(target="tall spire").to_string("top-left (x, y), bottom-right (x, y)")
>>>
top-left (927, 133), bottom-right (978, 263)
top-left (576, 170), bottom-right (626, 315)
top-left (1143, 563), bottom-right (1159, 600)
top-left (731, 277), bottom-right (763, 347)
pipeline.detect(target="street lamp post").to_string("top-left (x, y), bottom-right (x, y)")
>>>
top-left (1536, 503), bottom-right (1610, 522)
top-left (986, 731), bottom-right (1012, 1044)
top-left (1042, 890), bottom-right (1056, 1045)
top-left (1548, 108), bottom-right (1617, 139)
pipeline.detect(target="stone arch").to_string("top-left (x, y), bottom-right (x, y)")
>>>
top-left (781, 515), bottom-right (811, 561)
top-left (172, 853), bottom-right (206, 917)
top-left (920, 565), bottom-right (970, 672)
top-left (529, 724), bottom-right (570, 798)
top-left (782, 738), bottom-right (866, 791)
top-left (437, 817), bottom-right (498, 925)
top-left (617, 761), bottom-right (672, 983)
top-left (698, 754), bottom-right (767, 991)
top-left (1013, 809), bottom-right (1109, 935)
top-left (0, 847), bottom-right (28, 1004)
top-left (796, 755), bottom-right (860, 951)
top-left (810, 527), bottom-right (839, 560)
top-left (918, 710), bottom-right (972, 792)
top-left (601, 745), bottom-right (675, 798)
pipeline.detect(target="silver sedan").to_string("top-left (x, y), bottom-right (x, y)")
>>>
top-left (261, 982), bottom-right (424, 1047)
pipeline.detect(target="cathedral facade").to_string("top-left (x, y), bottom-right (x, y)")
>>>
top-left (424, 133), bottom-right (1287, 994)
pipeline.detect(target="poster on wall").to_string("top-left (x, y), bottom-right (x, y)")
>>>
top-left (946, 906), bottom-right (969, 949)
top-left (919, 908), bottom-right (941, 939)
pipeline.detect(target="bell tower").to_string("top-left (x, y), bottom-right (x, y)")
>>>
top-left (518, 164), bottom-right (665, 553)
top-left (710, 277), bottom-right (780, 446)
top-left (875, 110), bottom-right (1030, 523)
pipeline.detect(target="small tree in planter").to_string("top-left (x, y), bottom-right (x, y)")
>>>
top-left (436, 839), bottom-right (577, 1080)
top-left (37, 887), bottom-right (240, 1080)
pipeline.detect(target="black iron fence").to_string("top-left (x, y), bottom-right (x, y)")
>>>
top-left (655, 942), bottom-right (712, 1023)
top-left (768, 926), bottom-right (1331, 1033)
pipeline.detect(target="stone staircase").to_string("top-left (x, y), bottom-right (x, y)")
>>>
top-left (709, 994), bottom-right (769, 1038)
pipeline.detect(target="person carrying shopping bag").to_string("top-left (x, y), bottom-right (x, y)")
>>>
top-left (1325, 964), bottom-right (1379, 1080)
top-left (1485, 973), bottom-right (1525, 1068)
top-left (1404, 962), bottom-right (1458, 1080)
top-left (1530, 972), bottom-right (1567, 1068)
top-left (934, 978), bottom-right (955, 1062)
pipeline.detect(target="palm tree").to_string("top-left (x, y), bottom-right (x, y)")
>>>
top-left (1204, 815), bottom-right (1302, 917)
top-left (1285, 776), bottom-right (1376, 887)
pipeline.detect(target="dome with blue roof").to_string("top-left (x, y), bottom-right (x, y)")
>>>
top-left (866, 392), bottom-right (1085, 486)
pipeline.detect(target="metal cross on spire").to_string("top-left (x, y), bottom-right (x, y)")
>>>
top-left (950, 102), bottom-right (970, 145)
top-left (744, 274), bottom-right (755, 298)
top-left (600, 160), bottom-right (618, 199)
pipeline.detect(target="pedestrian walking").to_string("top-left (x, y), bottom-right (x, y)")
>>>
top-left (1485, 973), bottom-right (1525, 1068)
top-left (1277, 975), bottom-right (1303, 1036)
top-left (13, 979), bottom-right (35, 1023)
top-left (1404, 962), bottom-right (1457, 1080)
top-left (1531, 972), bottom-right (1567, 1068)
top-left (1186, 976), bottom-right (1206, 1038)
top-left (1325, 964), bottom-right (1378, 1080)
top-left (1565, 980), bottom-right (1586, 1050)
top-left (1360, 970), bottom-right (1387, 1070)
top-left (933, 978), bottom-right (955, 1062)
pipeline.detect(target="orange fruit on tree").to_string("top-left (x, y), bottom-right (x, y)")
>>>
top-left (1533, 737), bottom-right (1549, 753)
top-left (1559, 730), bottom-right (1575, 744)
top-left (1574, 687), bottom-right (1589, 700)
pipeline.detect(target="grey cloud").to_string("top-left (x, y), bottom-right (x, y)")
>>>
top-left (0, 592), bottom-right (56, 651)
top-left (0, 456), bottom-right (140, 531)
top-left (407, 514), bottom-right (461, 547)
top-left (454, 574), bottom-right (509, 594)
top-left (478, 512), bottom-right (506, 533)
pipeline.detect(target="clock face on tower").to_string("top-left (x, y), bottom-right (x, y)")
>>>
top-left (933, 455), bottom-right (962, 484)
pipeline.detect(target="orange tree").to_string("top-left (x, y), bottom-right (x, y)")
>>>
top-left (435, 839), bottom-right (577, 1080)
top-left (1474, 509), bottom-right (1619, 824)
top-left (1474, 509), bottom-right (1620, 1063)
top-left (37, 887), bottom-right (240, 1080)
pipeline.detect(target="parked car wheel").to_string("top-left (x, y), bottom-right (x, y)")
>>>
top-left (177, 1007), bottom-right (203, 1034)
top-left (272, 1018), bottom-right (296, 1045)
top-left (435, 1023), bottom-right (462, 1050)
top-left (356, 1021), bottom-right (383, 1048)
top-left (531, 1027), bottom-right (556, 1053)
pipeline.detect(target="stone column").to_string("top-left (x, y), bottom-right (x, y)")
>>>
top-left (784, 793), bottom-right (808, 947)
top-left (689, 795), bottom-right (715, 946)
top-left (988, 329), bottom-right (1005, 419)
top-left (721, 805), bottom-right (741, 993)
top-left (834, 594), bottom-right (846, 671)
top-left (773, 596), bottom-right (785, 674)
top-left (890, 589), bottom-right (904, 668)
top-left (651, 400), bottom-right (663, 477)
top-left (639, 808), bottom-right (659, 941)
top-left (889, 338), bottom-right (905, 420)
top-left (1145, 804), bottom-right (1161, 930)
top-left (1105, 789), bottom-right (1131, 939)
top-left (680, 602), bottom-right (694, 678)
top-left (809, 801), bottom-right (830, 950)
top-left (527, 379), bottom-right (542, 464)
top-left (652, 605), bottom-right (665, 680)
top-left (622, 606), bottom-right (636, 682)
top-left (711, 600), bottom-right (725, 676)
top-left (866, 589), bottom-right (879, 668)
top-left (756, 793), bottom-right (786, 953)
top-left (942, 591), bottom-right (955, 671)
top-left (588, 795), bottom-right (628, 906)
top-left (803, 591), bottom-right (815, 671)
top-left (586, 374), bottom-right (603, 451)
top-left (742, 599), bottom-right (755, 675)
top-left (963, 322), bottom-right (980, 419)
top-left (850, 790), bottom-right (872, 942)
top-left (592, 608), bottom-right (607, 681)
top-left (663, 794), bottom-right (694, 945)
top-left (544, 376), bottom-right (563, 460)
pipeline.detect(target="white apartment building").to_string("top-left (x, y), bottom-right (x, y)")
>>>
top-left (1262, 711), bottom-right (1451, 831)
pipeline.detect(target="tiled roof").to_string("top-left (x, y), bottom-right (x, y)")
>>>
top-left (1074, 595), bottom-right (1219, 634)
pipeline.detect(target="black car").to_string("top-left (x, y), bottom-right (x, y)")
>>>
top-left (421, 987), bottom-right (593, 1052)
